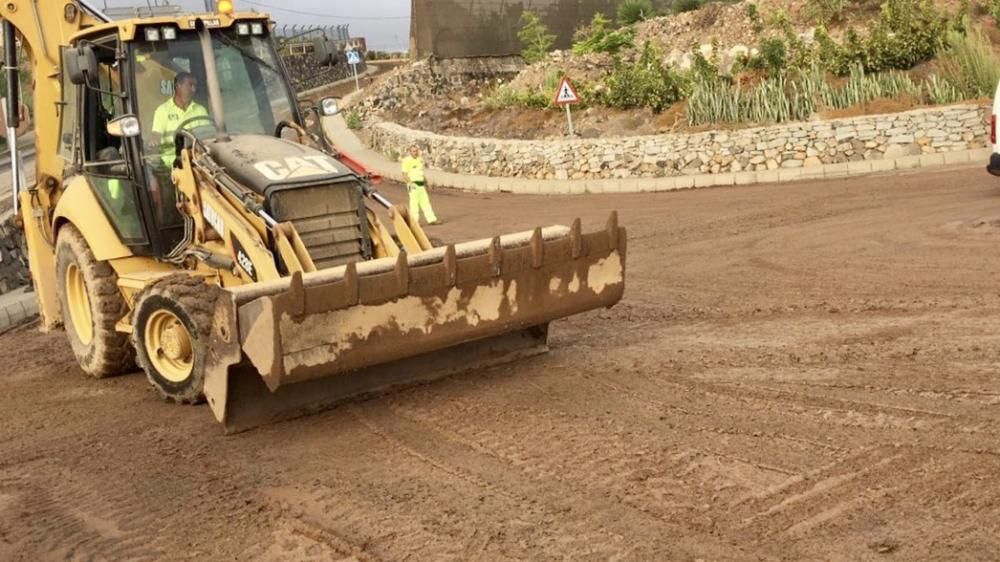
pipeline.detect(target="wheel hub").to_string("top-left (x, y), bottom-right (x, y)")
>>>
top-left (144, 309), bottom-right (194, 383)
top-left (160, 322), bottom-right (192, 361)
top-left (65, 263), bottom-right (94, 345)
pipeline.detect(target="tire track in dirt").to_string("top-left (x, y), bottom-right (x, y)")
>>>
top-left (383, 348), bottom-right (999, 555)
top-left (247, 406), bottom-right (662, 561)
top-left (786, 452), bottom-right (1000, 559)
top-left (348, 404), bottom-right (692, 561)
top-left (0, 424), bottom-right (277, 560)
top-left (384, 387), bottom-right (782, 539)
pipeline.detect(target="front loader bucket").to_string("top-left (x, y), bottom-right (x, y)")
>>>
top-left (203, 213), bottom-right (627, 432)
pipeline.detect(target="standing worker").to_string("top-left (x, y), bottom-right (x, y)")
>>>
top-left (401, 144), bottom-right (439, 225)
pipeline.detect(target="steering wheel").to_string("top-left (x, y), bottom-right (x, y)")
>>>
top-left (172, 115), bottom-right (217, 149)
top-left (158, 114), bottom-right (218, 169)
top-left (274, 120), bottom-right (309, 144)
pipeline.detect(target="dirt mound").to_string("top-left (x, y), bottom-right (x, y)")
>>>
top-left (635, 0), bottom-right (803, 56)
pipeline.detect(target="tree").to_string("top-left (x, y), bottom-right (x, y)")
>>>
top-left (518, 11), bottom-right (556, 64)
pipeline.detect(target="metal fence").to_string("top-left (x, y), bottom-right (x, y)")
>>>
top-left (274, 24), bottom-right (351, 43)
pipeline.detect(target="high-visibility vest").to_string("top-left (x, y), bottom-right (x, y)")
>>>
top-left (401, 155), bottom-right (425, 183)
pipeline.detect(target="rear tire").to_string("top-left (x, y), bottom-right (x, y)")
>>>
top-left (132, 275), bottom-right (220, 404)
top-left (55, 224), bottom-right (134, 377)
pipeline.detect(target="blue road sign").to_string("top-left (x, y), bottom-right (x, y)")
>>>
top-left (346, 50), bottom-right (361, 65)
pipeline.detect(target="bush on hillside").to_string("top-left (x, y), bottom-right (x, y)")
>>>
top-left (672, 0), bottom-right (703, 14)
top-left (601, 42), bottom-right (690, 112)
top-left (816, 0), bottom-right (954, 74)
top-left (617, 0), bottom-right (654, 24)
top-left (344, 111), bottom-right (363, 129)
top-left (518, 11), bottom-right (556, 64)
top-left (938, 26), bottom-right (1000, 98)
top-left (572, 13), bottom-right (635, 55)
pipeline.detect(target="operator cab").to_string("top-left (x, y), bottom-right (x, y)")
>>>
top-left (59, 15), bottom-right (301, 258)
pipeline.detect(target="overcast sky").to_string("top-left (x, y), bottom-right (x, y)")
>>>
top-left (97, 0), bottom-right (411, 51)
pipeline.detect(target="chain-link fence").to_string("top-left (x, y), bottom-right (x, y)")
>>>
top-left (275, 23), bottom-right (367, 91)
top-left (275, 25), bottom-right (351, 47)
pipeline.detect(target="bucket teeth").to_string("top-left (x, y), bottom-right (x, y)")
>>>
top-left (393, 251), bottom-right (409, 296)
top-left (344, 261), bottom-right (359, 306)
top-left (488, 236), bottom-right (502, 277)
top-left (444, 244), bottom-right (458, 286)
top-left (530, 227), bottom-right (544, 269)
top-left (289, 270), bottom-right (305, 318)
top-left (570, 218), bottom-right (583, 259)
top-left (607, 211), bottom-right (620, 251)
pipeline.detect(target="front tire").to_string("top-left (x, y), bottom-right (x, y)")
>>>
top-left (132, 275), bottom-right (220, 404)
top-left (55, 224), bottom-right (134, 377)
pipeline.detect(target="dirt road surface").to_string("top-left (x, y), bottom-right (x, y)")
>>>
top-left (2, 165), bottom-right (1000, 561)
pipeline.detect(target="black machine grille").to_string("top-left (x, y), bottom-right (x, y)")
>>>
top-left (268, 182), bottom-right (368, 270)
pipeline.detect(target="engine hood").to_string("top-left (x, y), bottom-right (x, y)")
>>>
top-left (208, 135), bottom-right (356, 195)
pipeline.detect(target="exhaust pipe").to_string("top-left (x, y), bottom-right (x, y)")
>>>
top-left (3, 20), bottom-right (20, 216)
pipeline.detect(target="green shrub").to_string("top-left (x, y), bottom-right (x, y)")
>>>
top-left (925, 74), bottom-right (963, 104)
top-left (938, 27), bottom-right (1000, 98)
top-left (688, 42), bottom-right (723, 82)
top-left (805, 0), bottom-right (850, 24)
top-left (601, 42), bottom-right (690, 112)
top-left (992, 0), bottom-right (1000, 27)
top-left (753, 37), bottom-right (788, 75)
top-left (688, 74), bottom-right (811, 125)
top-left (572, 13), bottom-right (635, 55)
top-left (818, 0), bottom-right (954, 74)
top-left (672, 0), bottom-right (703, 14)
top-left (518, 11), bottom-right (556, 64)
top-left (344, 110), bottom-right (362, 129)
top-left (688, 63), bottom-right (943, 126)
top-left (482, 69), bottom-right (566, 109)
top-left (617, 0), bottom-right (653, 25)
top-left (482, 86), bottom-right (551, 109)
top-left (746, 3), bottom-right (764, 35)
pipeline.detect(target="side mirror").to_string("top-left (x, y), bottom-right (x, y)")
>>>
top-left (106, 115), bottom-right (141, 138)
top-left (320, 97), bottom-right (340, 117)
top-left (63, 45), bottom-right (98, 86)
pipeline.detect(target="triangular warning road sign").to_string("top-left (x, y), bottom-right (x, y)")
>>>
top-left (553, 76), bottom-right (580, 105)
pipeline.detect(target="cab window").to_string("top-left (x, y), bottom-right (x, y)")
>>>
top-left (78, 38), bottom-right (145, 245)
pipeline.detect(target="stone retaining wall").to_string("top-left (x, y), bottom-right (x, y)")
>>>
top-left (0, 214), bottom-right (29, 295)
top-left (367, 105), bottom-right (990, 180)
top-left (355, 57), bottom-right (523, 115)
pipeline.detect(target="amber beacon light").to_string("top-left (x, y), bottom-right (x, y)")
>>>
top-left (216, 0), bottom-right (234, 14)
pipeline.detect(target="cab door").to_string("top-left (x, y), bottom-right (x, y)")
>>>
top-left (63, 35), bottom-right (152, 251)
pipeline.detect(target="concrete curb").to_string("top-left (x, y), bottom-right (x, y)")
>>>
top-left (326, 113), bottom-right (992, 193)
top-left (0, 286), bottom-right (37, 335)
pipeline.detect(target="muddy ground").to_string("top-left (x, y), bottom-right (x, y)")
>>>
top-left (2, 164), bottom-right (1000, 560)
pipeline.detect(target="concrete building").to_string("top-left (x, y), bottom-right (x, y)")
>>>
top-left (410, 0), bottom-right (616, 58)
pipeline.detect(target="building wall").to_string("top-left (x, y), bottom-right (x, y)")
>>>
top-left (410, 0), bottom-right (616, 59)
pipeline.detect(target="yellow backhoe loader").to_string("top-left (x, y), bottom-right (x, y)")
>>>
top-left (2, 0), bottom-right (627, 432)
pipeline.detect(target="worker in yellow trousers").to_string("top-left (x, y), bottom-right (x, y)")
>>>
top-left (401, 144), bottom-right (439, 225)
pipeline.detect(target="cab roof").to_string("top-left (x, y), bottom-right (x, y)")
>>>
top-left (69, 11), bottom-right (270, 43)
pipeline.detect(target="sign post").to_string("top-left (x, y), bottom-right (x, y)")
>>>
top-left (553, 76), bottom-right (580, 137)
top-left (346, 49), bottom-right (361, 92)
